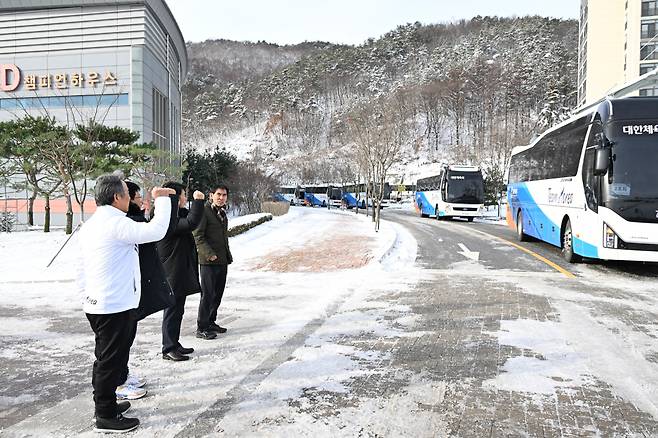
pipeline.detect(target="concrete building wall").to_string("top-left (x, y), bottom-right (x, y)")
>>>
top-left (0, 0), bottom-right (186, 153)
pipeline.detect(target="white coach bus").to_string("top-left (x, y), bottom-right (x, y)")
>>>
top-left (416, 165), bottom-right (485, 221)
top-left (507, 96), bottom-right (658, 263)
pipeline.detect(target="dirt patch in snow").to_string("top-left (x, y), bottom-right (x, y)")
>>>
top-left (251, 235), bottom-right (375, 272)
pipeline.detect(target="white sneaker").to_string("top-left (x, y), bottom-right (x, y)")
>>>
top-left (116, 384), bottom-right (147, 400)
top-left (123, 374), bottom-right (146, 388)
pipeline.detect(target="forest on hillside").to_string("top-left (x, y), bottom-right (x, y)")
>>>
top-left (181, 16), bottom-right (578, 186)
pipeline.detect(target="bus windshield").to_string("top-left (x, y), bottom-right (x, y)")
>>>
top-left (328, 188), bottom-right (342, 199)
top-left (606, 121), bottom-right (658, 200)
top-left (446, 171), bottom-right (484, 204)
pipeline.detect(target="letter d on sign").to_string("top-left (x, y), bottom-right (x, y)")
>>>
top-left (0, 64), bottom-right (20, 92)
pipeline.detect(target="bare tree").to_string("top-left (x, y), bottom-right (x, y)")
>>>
top-left (347, 94), bottom-right (411, 230)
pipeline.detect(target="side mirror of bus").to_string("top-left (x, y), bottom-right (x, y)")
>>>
top-left (594, 146), bottom-right (610, 176)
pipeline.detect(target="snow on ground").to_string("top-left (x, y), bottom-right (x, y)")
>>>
top-left (463, 255), bottom-right (658, 419)
top-left (0, 206), bottom-right (439, 436)
top-left (4, 204), bottom-right (656, 435)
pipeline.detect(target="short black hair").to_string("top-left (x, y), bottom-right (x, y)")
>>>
top-left (95, 174), bottom-right (125, 206)
top-left (125, 181), bottom-right (141, 200)
top-left (211, 184), bottom-right (229, 196)
top-left (163, 181), bottom-right (185, 196)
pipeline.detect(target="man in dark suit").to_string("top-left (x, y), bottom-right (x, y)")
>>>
top-left (193, 184), bottom-right (233, 340)
top-left (157, 182), bottom-right (206, 360)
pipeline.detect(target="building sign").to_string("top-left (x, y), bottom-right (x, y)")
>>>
top-left (1, 64), bottom-right (118, 93)
top-left (1, 64), bottom-right (20, 92)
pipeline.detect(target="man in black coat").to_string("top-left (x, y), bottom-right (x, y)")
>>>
top-left (120, 181), bottom-right (177, 398)
top-left (157, 182), bottom-right (206, 361)
top-left (193, 184), bottom-right (233, 340)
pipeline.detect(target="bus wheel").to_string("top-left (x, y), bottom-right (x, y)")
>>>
top-left (516, 211), bottom-right (527, 242)
top-left (467, 217), bottom-right (474, 222)
top-left (561, 219), bottom-right (582, 263)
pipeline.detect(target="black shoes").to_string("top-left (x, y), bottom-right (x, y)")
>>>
top-left (178, 346), bottom-right (194, 355)
top-left (196, 329), bottom-right (217, 340)
top-left (116, 401), bottom-right (131, 416)
top-left (94, 414), bottom-right (139, 433)
top-left (209, 323), bottom-right (227, 334)
top-left (163, 350), bottom-right (190, 361)
top-left (93, 402), bottom-right (130, 421)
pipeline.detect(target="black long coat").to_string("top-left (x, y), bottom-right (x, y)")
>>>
top-left (127, 196), bottom-right (177, 320)
top-left (156, 199), bottom-right (204, 298)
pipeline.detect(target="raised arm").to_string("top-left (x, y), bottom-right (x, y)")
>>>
top-left (163, 194), bottom-right (180, 239)
top-left (174, 198), bottom-right (204, 235)
top-left (114, 189), bottom-right (174, 244)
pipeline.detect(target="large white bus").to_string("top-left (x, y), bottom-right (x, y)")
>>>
top-left (415, 165), bottom-right (485, 221)
top-left (304, 185), bottom-right (329, 207)
top-left (507, 96), bottom-right (658, 263)
top-left (327, 185), bottom-right (343, 208)
top-left (275, 186), bottom-right (296, 204)
top-left (293, 186), bottom-right (306, 206)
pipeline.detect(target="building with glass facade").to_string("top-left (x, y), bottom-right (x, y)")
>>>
top-left (578, 0), bottom-right (658, 106)
top-left (0, 0), bottom-right (187, 155)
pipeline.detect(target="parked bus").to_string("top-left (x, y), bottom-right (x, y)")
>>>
top-left (507, 96), bottom-right (658, 263)
top-left (378, 182), bottom-right (394, 207)
top-left (293, 186), bottom-right (306, 206)
top-left (341, 182), bottom-right (393, 209)
top-left (327, 185), bottom-right (343, 208)
top-left (304, 185), bottom-right (329, 207)
top-left (274, 186), bottom-right (296, 204)
top-left (342, 183), bottom-right (367, 209)
top-left (415, 165), bottom-right (485, 221)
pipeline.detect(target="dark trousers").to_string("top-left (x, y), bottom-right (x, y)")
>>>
top-left (162, 295), bottom-right (187, 353)
top-left (198, 264), bottom-right (228, 331)
top-left (117, 318), bottom-right (138, 386)
top-left (86, 309), bottom-right (136, 418)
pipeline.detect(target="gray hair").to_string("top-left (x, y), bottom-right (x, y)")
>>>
top-left (95, 174), bottom-right (125, 206)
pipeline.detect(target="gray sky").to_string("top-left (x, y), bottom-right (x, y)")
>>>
top-left (166, 0), bottom-right (579, 45)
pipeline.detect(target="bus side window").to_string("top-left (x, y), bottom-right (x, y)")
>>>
top-left (562, 125), bottom-right (589, 177)
top-left (583, 124), bottom-right (603, 211)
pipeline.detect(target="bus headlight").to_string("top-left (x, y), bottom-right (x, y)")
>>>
top-left (603, 223), bottom-right (618, 249)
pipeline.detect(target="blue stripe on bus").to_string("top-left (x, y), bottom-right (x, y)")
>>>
top-left (511, 184), bottom-right (599, 258)
top-left (415, 192), bottom-right (436, 216)
top-left (343, 193), bottom-right (356, 206)
top-left (574, 237), bottom-right (599, 258)
top-left (305, 194), bottom-right (322, 206)
top-left (343, 193), bottom-right (363, 207)
top-left (511, 184), bottom-right (560, 246)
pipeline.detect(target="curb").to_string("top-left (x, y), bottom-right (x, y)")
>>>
top-left (228, 213), bottom-right (273, 237)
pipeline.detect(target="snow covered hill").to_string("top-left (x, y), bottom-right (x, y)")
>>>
top-left (182, 16), bottom-right (578, 184)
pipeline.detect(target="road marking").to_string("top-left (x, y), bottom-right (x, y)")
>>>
top-left (426, 221), bottom-right (578, 278)
top-left (457, 243), bottom-right (480, 261)
top-left (451, 224), bottom-right (577, 279)
top-left (397, 211), bottom-right (576, 278)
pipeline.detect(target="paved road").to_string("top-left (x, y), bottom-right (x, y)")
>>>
top-left (380, 209), bottom-right (658, 436)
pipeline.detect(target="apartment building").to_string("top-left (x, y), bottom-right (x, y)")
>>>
top-left (578, 0), bottom-right (658, 106)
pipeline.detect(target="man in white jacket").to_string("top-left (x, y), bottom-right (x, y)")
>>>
top-left (77, 174), bottom-right (174, 433)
